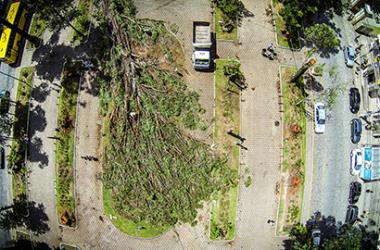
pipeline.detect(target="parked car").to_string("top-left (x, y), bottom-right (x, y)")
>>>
top-left (311, 228), bottom-right (321, 247)
top-left (349, 88), bottom-right (360, 114)
top-left (0, 90), bottom-right (10, 115)
top-left (350, 149), bottom-right (363, 176)
top-left (351, 118), bottom-right (362, 144)
top-left (344, 46), bottom-right (356, 67)
top-left (349, 181), bottom-right (362, 204)
top-left (314, 102), bottom-right (326, 133)
top-left (345, 205), bottom-right (358, 224)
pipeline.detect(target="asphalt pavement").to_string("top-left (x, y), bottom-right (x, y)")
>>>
top-left (305, 14), bottom-right (358, 223)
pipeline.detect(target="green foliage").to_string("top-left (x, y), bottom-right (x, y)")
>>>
top-left (305, 24), bottom-right (340, 51)
top-left (55, 60), bottom-right (81, 227)
top-left (214, 0), bottom-right (242, 23)
top-left (323, 225), bottom-right (362, 250)
top-left (99, 0), bottom-right (233, 233)
top-left (289, 223), bottom-right (315, 250)
top-left (278, 0), bottom-right (345, 43)
top-left (71, 0), bottom-right (92, 43)
top-left (223, 61), bottom-right (245, 88)
top-left (24, 0), bottom-right (77, 31)
top-left (8, 67), bottom-right (33, 175)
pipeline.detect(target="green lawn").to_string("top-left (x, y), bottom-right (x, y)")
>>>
top-left (55, 61), bottom-right (81, 227)
top-left (8, 67), bottom-right (34, 199)
top-left (210, 59), bottom-right (240, 240)
top-left (276, 66), bottom-right (306, 235)
top-left (215, 7), bottom-right (238, 41)
top-left (103, 188), bottom-right (170, 238)
top-left (26, 13), bottom-right (45, 49)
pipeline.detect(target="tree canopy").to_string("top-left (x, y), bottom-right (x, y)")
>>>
top-left (279, 0), bottom-right (345, 41)
top-left (304, 24), bottom-right (340, 51)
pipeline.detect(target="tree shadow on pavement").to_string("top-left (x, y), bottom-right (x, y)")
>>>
top-left (26, 201), bottom-right (50, 236)
top-left (28, 104), bottom-right (47, 137)
top-left (28, 137), bottom-right (48, 167)
top-left (4, 239), bottom-right (51, 250)
top-left (31, 82), bottom-right (51, 103)
top-left (304, 74), bottom-right (324, 92)
top-left (0, 194), bottom-right (50, 236)
top-left (31, 26), bottom-right (109, 97)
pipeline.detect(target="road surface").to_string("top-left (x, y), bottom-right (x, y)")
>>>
top-left (305, 14), bottom-right (358, 223)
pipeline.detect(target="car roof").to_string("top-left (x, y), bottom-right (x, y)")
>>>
top-left (318, 109), bottom-right (326, 119)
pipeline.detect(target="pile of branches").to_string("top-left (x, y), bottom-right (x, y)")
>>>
top-left (100, 0), bottom-right (235, 227)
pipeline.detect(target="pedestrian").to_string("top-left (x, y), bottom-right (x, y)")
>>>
top-left (366, 189), bottom-right (373, 193)
top-left (267, 219), bottom-right (271, 224)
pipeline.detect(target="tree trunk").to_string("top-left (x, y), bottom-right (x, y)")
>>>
top-left (0, 18), bottom-right (40, 46)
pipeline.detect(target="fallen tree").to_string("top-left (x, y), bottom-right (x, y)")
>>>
top-left (97, 0), bottom-right (236, 231)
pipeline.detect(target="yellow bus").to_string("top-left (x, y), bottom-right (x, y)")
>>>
top-left (0, 1), bottom-right (28, 65)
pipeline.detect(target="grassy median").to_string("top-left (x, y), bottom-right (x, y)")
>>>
top-left (9, 67), bottom-right (34, 199)
top-left (277, 66), bottom-right (306, 235)
top-left (273, 1), bottom-right (300, 49)
top-left (55, 60), bottom-right (81, 227)
top-left (26, 13), bottom-right (45, 49)
top-left (210, 59), bottom-right (240, 240)
top-left (215, 7), bottom-right (238, 41)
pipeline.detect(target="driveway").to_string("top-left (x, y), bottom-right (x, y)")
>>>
top-left (302, 14), bottom-right (357, 223)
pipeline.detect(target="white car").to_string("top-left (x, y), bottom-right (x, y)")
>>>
top-left (350, 149), bottom-right (363, 176)
top-left (314, 103), bottom-right (326, 133)
top-left (344, 46), bottom-right (356, 67)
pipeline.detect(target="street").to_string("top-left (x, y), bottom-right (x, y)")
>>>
top-left (304, 14), bottom-right (372, 223)
top-left (0, 63), bottom-right (16, 248)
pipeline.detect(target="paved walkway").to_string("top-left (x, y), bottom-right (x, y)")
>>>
top-left (27, 26), bottom-right (74, 246)
top-left (19, 0), bottom-right (304, 249)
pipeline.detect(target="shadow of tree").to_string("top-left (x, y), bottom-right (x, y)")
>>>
top-left (0, 194), bottom-right (50, 236)
top-left (282, 211), bottom-right (379, 249)
top-left (26, 201), bottom-right (50, 236)
top-left (28, 104), bottom-right (47, 138)
top-left (31, 82), bottom-right (51, 103)
top-left (28, 137), bottom-right (48, 167)
top-left (304, 74), bottom-right (324, 92)
top-left (4, 239), bottom-right (51, 250)
top-left (31, 25), bottom-right (109, 97)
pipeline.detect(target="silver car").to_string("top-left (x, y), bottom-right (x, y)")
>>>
top-left (344, 46), bottom-right (355, 67)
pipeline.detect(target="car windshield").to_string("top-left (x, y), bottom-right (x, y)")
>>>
top-left (348, 48), bottom-right (355, 60)
top-left (354, 155), bottom-right (361, 169)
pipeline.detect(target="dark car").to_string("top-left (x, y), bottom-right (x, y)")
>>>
top-left (345, 205), bottom-right (358, 224)
top-left (0, 90), bottom-right (10, 115)
top-left (349, 181), bottom-right (362, 204)
top-left (349, 88), bottom-right (360, 114)
top-left (351, 118), bottom-right (362, 144)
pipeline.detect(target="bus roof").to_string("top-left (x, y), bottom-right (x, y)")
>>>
top-left (0, 2), bottom-right (21, 59)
